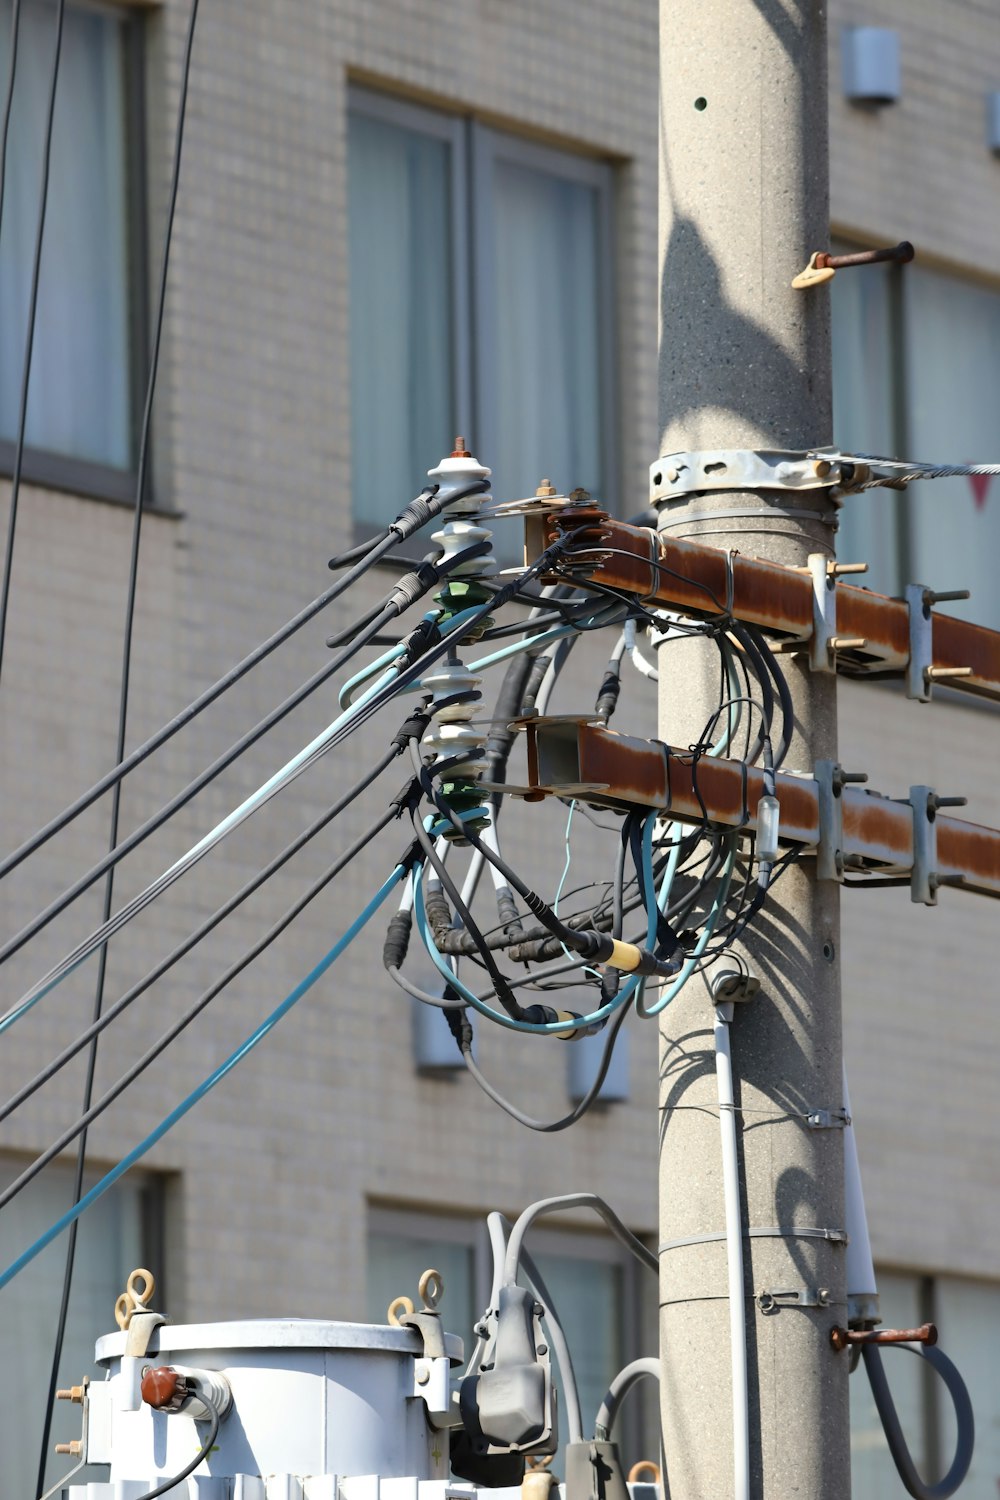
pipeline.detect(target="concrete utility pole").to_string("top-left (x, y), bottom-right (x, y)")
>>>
top-left (655, 4), bottom-right (848, 1499)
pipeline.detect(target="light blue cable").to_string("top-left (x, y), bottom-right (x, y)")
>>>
top-left (340, 620), bottom-right (583, 710)
top-left (3, 603), bottom-right (499, 1035)
top-left (339, 601), bottom-right (621, 709)
top-left (0, 665), bottom-right (399, 1038)
top-left (0, 867), bottom-right (405, 1293)
top-left (464, 601), bottom-right (623, 677)
top-left (337, 604), bottom-right (484, 709)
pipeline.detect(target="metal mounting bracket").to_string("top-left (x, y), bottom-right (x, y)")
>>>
top-left (907, 784), bottom-right (970, 905)
top-left (805, 1108), bottom-right (851, 1130)
top-left (757, 1287), bottom-right (833, 1315)
top-left (650, 448), bottom-right (847, 507)
top-left (906, 584), bottom-right (933, 701)
top-left (909, 784), bottom-right (937, 905)
top-left (809, 553), bottom-right (837, 674)
top-left (814, 760), bottom-right (844, 882)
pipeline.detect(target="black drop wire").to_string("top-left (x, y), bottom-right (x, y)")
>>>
top-left (408, 807), bottom-right (526, 1021)
top-left (35, 2), bottom-right (199, 1489)
top-left (1, 736), bottom-right (409, 1126)
top-left (0, 801), bottom-right (403, 1218)
top-left (0, 0), bottom-right (21, 249)
top-left (1, 542), bottom-right (479, 975)
top-left (132, 1391), bottom-right (221, 1500)
top-left (0, 0), bottom-right (65, 684)
top-left (459, 995), bottom-right (635, 1132)
top-left (0, 485), bottom-right (486, 887)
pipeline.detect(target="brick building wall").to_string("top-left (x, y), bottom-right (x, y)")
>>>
top-left (0, 0), bottom-right (998, 1356)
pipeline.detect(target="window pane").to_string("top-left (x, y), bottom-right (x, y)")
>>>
top-left (830, 254), bottom-right (900, 595)
top-left (850, 1271), bottom-right (926, 1499)
top-left (349, 109), bottom-right (454, 531)
top-left (491, 158), bottom-right (604, 508)
top-left (531, 1250), bottom-right (623, 1464)
top-left (0, 0), bottom-right (132, 469)
top-left (366, 1227), bottom-right (474, 1335)
top-left (0, 1157), bottom-right (150, 1497)
top-left (935, 1277), bottom-right (1000, 1498)
top-left (905, 268), bottom-right (1000, 630)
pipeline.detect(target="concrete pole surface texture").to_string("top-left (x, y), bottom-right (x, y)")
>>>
top-left (656, 3), bottom-right (848, 1499)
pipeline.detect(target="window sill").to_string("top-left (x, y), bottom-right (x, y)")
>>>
top-left (0, 443), bottom-right (180, 519)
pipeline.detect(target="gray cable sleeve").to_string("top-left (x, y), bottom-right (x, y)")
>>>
top-left (594, 1357), bottom-right (660, 1440)
top-left (863, 1342), bottom-right (974, 1500)
top-left (504, 1195), bottom-right (658, 1283)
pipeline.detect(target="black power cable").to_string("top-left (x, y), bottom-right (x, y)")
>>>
top-left (0, 800), bottom-right (405, 1217)
top-left (0, 0), bottom-right (65, 685)
top-left (0, 485), bottom-right (487, 888)
top-left (0, 542), bottom-right (482, 981)
top-left (0, 0), bottom-right (21, 249)
top-left (132, 1391), bottom-right (221, 1500)
top-left (458, 994), bottom-right (636, 1132)
top-left (0, 731), bottom-right (414, 1128)
top-left (34, 0), bottom-right (201, 1486)
top-left (863, 1342), bottom-right (974, 1500)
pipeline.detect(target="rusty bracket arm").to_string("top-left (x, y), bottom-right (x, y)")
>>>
top-left (518, 512), bottom-right (1000, 703)
top-left (831, 1323), bottom-right (936, 1352)
top-left (498, 718), bottom-right (1000, 900)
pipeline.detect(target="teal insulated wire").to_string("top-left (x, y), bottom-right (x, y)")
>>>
top-left (0, 654), bottom-right (410, 1037)
top-left (337, 603), bottom-right (485, 709)
top-left (412, 812), bottom-right (657, 1035)
top-left (639, 833), bottom-right (739, 1018)
top-left (0, 866), bottom-right (405, 1293)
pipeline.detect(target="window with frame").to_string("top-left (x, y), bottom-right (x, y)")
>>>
top-left (850, 1268), bottom-right (1000, 1499)
top-left (831, 249), bottom-right (1000, 630)
top-left (0, 0), bottom-right (146, 503)
top-left (0, 1155), bottom-right (163, 1498)
top-left (366, 1205), bottom-right (657, 1472)
top-left (347, 87), bottom-right (617, 547)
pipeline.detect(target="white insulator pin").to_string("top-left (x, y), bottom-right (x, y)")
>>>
top-left (427, 441), bottom-right (492, 516)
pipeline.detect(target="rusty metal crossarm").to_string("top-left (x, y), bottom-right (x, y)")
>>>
top-left (503, 718), bottom-right (1000, 901)
top-left (517, 510), bottom-right (1000, 703)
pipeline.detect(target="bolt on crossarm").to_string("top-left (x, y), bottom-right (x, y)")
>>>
top-left (656, 3), bottom-right (848, 1499)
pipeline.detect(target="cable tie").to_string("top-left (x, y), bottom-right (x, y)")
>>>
top-left (389, 779), bottom-right (423, 819)
top-left (388, 561), bottom-right (441, 612)
top-left (392, 709), bottom-right (432, 750)
top-left (387, 488), bottom-right (441, 543)
top-left (398, 617), bottom-right (442, 671)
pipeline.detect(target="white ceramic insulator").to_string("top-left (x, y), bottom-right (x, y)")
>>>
top-left (427, 451), bottom-right (492, 519)
top-left (421, 663), bottom-right (482, 718)
top-left (423, 721), bottom-right (487, 779)
top-left (421, 662), bottom-right (487, 776)
top-left (433, 517), bottom-right (498, 578)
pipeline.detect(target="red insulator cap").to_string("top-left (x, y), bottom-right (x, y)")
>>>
top-left (141, 1366), bottom-right (183, 1410)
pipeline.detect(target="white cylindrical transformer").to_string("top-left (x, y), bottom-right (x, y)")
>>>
top-left (67, 1318), bottom-right (462, 1495)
